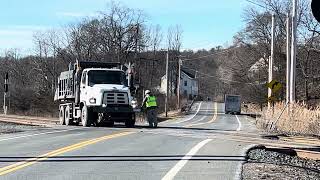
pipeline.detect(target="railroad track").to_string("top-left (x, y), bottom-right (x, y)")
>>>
top-left (0, 114), bottom-right (319, 160)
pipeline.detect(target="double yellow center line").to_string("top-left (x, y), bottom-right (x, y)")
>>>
top-left (185, 102), bottom-right (217, 127)
top-left (0, 131), bottom-right (134, 176)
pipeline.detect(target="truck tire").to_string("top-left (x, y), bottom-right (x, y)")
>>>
top-left (81, 105), bottom-right (91, 127)
top-left (65, 106), bottom-right (73, 126)
top-left (125, 113), bottom-right (135, 128)
top-left (74, 121), bottom-right (80, 126)
top-left (105, 121), bottom-right (114, 127)
top-left (59, 106), bottom-right (65, 125)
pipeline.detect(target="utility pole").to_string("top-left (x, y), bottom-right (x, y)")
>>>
top-left (128, 61), bottom-right (132, 88)
top-left (290, 0), bottom-right (297, 103)
top-left (268, 14), bottom-right (276, 109)
top-left (165, 50), bottom-right (169, 117)
top-left (177, 57), bottom-right (182, 109)
top-left (196, 71), bottom-right (199, 98)
top-left (3, 72), bottom-right (8, 115)
top-left (286, 13), bottom-right (291, 104)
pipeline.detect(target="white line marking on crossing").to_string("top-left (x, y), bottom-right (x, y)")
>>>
top-left (161, 139), bottom-right (212, 180)
top-left (0, 128), bottom-right (85, 142)
top-left (235, 115), bottom-right (242, 131)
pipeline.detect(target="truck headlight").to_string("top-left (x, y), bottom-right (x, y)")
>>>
top-left (131, 99), bottom-right (138, 109)
top-left (89, 98), bottom-right (96, 104)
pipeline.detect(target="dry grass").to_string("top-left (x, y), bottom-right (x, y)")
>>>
top-left (257, 102), bottom-right (320, 136)
top-left (242, 103), bottom-right (263, 114)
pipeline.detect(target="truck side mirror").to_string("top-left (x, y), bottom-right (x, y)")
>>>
top-left (130, 84), bottom-right (140, 95)
top-left (134, 84), bottom-right (140, 90)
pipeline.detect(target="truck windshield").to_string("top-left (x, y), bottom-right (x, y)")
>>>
top-left (88, 70), bottom-right (127, 86)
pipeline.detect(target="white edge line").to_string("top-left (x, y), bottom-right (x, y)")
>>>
top-left (172, 101), bottom-right (203, 124)
top-left (0, 127), bottom-right (85, 142)
top-left (161, 139), bottom-right (212, 180)
top-left (235, 115), bottom-right (242, 131)
top-left (234, 144), bottom-right (258, 180)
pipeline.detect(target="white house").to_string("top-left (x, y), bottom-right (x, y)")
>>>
top-left (248, 57), bottom-right (279, 85)
top-left (159, 68), bottom-right (198, 99)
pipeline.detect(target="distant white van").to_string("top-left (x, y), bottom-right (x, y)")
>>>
top-left (225, 95), bottom-right (241, 114)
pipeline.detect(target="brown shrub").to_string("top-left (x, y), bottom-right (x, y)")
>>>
top-left (258, 102), bottom-right (320, 136)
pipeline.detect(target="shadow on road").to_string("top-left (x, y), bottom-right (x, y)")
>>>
top-left (133, 125), bottom-right (237, 132)
top-left (240, 113), bottom-right (262, 118)
top-left (294, 146), bottom-right (320, 152)
top-left (0, 155), bottom-right (246, 162)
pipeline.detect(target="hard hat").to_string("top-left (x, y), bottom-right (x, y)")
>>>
top-left (145, 90), bottom-right (151, 95)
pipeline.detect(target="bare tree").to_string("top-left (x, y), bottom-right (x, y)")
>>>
top-left (167, 25), bottom-right (183, 96)
top-left (224, 0), bottom-right (320, 103)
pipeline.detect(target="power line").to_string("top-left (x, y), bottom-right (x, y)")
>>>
top-left (245, 0), bottom-right (271, 11)
top-left (181, 65), bottom-right (257, 85)
top-left (180, 41), bottom-right (219, 51)
top-left (181, 48), bottom-right (233, 62)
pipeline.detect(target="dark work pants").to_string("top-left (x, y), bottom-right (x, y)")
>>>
top-left (146, 108), bottom-right (158, 128)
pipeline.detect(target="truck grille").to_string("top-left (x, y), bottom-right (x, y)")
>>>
top-left (103, 92), bottom-right (129, 105)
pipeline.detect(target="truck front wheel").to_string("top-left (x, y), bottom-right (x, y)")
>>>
top-left (59, 106), bottom-right (65, 125)
top-left (81, 105), bottom-right (91, 127)
top-left (125, 113), bottom-right (136, 128)
top-left (105, 121), bottom-right (115, 127)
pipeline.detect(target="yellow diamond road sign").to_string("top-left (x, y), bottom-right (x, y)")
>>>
top-left (267, 80), bottom-right (282, 93)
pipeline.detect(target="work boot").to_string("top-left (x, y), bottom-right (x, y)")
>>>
top-left (148, 122), bottom-right (153, 128)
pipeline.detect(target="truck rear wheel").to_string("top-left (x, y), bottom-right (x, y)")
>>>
top-left (65, 106), bottom-right (73, 126)
top-left (59, 106), bottom-right (65, 125)
top-left (81, 105), bottom-right (91, 127)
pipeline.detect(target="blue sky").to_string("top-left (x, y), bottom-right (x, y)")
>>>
top-left (0, 0), bottom-right (251, 55)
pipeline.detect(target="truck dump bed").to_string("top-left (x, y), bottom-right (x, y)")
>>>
top-left (56, 70), bottom-right (75, 101)
top-left (76, 61), bottom-right (121, 69)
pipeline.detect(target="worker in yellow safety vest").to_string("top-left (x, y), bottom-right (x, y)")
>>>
top-left (141, 90), bottom-right (158, 128)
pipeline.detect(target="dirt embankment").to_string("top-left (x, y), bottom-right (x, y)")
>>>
top-left (242, 103), bottom-right (320, 179)
top-left (242, 147), bottom-right (320, 180)
top-left (0, 121), bottom-right (41, 134)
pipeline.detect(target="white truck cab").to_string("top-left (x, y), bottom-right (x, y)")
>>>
top-left (80, 68), bottom-right (132, 107)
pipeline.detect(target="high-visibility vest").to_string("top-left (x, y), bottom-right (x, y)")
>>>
top-left (146, 96), bottom-right (157, 108)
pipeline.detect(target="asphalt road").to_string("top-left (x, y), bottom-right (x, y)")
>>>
top-left (0, 101), bottom-right (259, 180)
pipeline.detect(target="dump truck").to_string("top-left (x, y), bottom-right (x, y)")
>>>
top-left (224, 95), bottom-right (241, 115)
top-left (54, 61), bottom-right (137, 127)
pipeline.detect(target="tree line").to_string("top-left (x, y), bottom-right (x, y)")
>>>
top-left (0, 2), bottom-right (210, 116)
top-left (211, 0), bottom-right (320, 106)
top-left (1, 0), bottom-right (319, 116)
